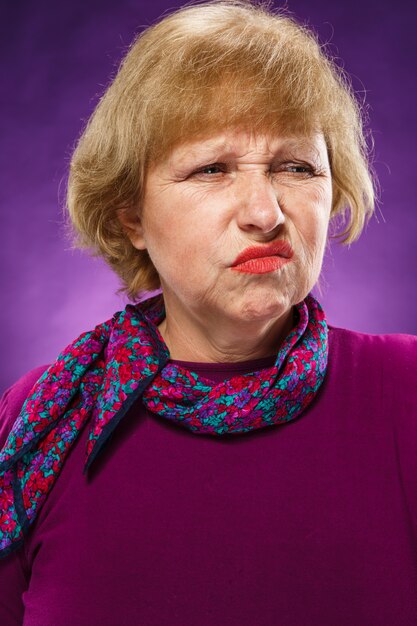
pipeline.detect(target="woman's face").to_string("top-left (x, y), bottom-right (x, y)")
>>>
top-left (126, 128), bottom-right (332, 335)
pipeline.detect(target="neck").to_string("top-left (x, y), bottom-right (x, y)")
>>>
top-left (157, 300), bottom-right (295, 363)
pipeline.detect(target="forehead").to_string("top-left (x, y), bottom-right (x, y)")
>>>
top-left (165, 129), bottom-right (328, 164)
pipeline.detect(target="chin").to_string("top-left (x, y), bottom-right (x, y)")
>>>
top-left (235, 292), bottom-right (292, 323)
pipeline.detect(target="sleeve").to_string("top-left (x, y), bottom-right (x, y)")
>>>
top-left (382, 333), bottom-right (417, 533)
top-left (0, 366), bottom-right (49, 625)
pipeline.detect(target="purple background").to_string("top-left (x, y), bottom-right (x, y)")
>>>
top-left (1, 0), bottom-right (416, 392)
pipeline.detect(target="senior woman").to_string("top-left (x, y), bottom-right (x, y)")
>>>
top-left (1, 1), bottom-right (416, 625)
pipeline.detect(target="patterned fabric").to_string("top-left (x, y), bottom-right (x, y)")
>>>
top-left (0, 293), bottom-right (328, 558)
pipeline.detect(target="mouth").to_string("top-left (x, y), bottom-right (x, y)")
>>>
top-left (231, 240), bottom-right (294, 274)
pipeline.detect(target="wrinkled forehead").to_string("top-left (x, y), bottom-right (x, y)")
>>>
top-left (177, 129), bottom-right (326, 154)
top-left (153, 127), bottom-right (329, 171)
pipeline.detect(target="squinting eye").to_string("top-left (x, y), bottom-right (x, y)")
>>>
top-left (194, 164), bottom-right (224, 176)
top-left (283, 165), bottom-right (314, 175)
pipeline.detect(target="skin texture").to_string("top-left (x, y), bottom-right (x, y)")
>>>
top-left (119, 128), bottom-right (333, 362)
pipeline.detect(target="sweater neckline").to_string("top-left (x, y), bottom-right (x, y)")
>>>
top-left (169, 354), bottom-right (278, 375)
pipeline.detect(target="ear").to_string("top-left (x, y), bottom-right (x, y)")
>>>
top-left (117, 207), bottom-right (147, 251)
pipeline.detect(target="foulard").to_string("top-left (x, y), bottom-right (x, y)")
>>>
top-left (0, 293), bottom-right (328, 558)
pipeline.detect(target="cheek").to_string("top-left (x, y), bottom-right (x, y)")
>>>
top-left (144, 214), bottom-right (211, 283)
top-left (152, 206), bottom-right (224, 264)
top-left (300, 186), bottom-right (331, 240)
top-left (304, 215), bottom-right (329, 264)
top-left (291, 208), bottom-right (330, 270)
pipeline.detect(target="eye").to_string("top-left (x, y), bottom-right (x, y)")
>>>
top-left (277, 161), bottom-right (326, 178)
top-left (286, 165), bottom-right (312, 174)
top-left (193, 163), bottom-right (225, 177)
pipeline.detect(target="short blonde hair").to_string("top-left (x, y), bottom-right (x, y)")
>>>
top-left (67, 0), bottom-right (376, 300)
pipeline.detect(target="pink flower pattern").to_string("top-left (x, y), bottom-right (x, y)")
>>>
top-left (0, 294), bottom-right (328, 558)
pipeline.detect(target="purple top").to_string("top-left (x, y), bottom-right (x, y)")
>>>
top-left (0, 325), bottom-right (417, 625)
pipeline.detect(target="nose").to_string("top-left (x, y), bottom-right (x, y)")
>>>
top-left (235, 173), bottom-right (285, 235)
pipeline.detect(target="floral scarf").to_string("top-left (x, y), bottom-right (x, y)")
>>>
top-left (0, 293), bottom-right (328, 558)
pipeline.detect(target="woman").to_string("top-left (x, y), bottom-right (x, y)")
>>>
top-left (1, 1), bottom-right (416, 624)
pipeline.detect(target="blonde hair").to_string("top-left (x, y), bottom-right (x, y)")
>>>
top-left (67, 0), bottom-right (376, 300)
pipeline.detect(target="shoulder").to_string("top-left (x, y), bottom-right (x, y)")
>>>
top-left (0, 366), bottom-right (49, 449)
top-left (328, 325), bottom-right (417, 369)
top-left (328, 325), bottom-right (417, 414)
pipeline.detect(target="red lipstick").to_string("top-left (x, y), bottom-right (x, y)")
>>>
top-left (231, 240), bottom-right (294, 274)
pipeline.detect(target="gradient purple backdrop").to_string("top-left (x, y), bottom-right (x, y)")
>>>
top-left (1, 0), bottom-right (416, 392)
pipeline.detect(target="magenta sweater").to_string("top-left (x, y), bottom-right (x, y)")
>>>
top-left (0, 325), bottom-right (416, 625)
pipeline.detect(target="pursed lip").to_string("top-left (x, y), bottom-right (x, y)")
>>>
top-left (231, 240), bottom-right (294, 267)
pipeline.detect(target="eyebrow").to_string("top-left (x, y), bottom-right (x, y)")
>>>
top-left (177, 136), bottom-right (320, 163)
